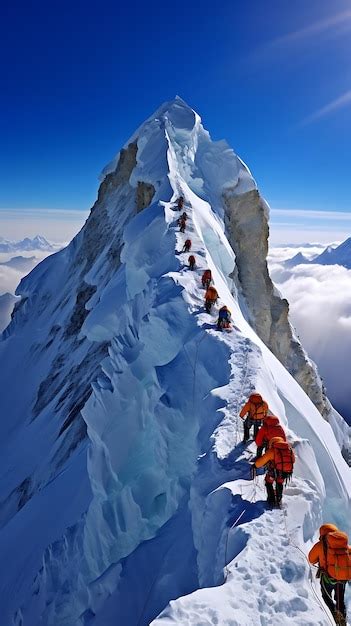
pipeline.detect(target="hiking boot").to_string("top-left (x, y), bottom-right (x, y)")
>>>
top-left (334, 610), bottom-right (346, 626)
top-left (266, 483), bottom-right (276, 507)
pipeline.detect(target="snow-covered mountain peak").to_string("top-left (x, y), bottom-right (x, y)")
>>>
top-left (100, 97), bottom-right (257, 209)
top-left (0, 101), bottom-right (350, 626)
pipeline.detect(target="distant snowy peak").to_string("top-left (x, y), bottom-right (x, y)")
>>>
top-left (313, 236), bottom-right (351, 269)
top-left (283, 251), bottom-right (310, 268)
top-left (0, 235), bottom-right (54, 252)
top-left (283, 238), bottom-right (351, 270)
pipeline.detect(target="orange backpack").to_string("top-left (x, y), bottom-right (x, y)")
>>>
top-left (205, 286), bottom-right (218, 301)
top-left (272, 440), bottom-right (295, 474)
top-left (325, 531), bottom-right (351, 581)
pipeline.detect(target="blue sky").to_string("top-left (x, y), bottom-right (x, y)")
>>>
top-left (1, 0), bottom-right (351, 241)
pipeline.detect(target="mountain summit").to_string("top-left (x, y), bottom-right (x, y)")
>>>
top-left (0, 99), bottom-right (350, 625)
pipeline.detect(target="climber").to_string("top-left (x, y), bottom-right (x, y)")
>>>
top-left (239, 393), bottom-right (269, 441)
top-left (182, 239), bottom-right (192, 253)
top-left (188, 255), bottom-right (196, 270)
top-left (255, 415), bottom-right (286, 458)
top-left (201, 269), bottom-right (212, 289)
top-left (253, 436), bottom-right (295, 507)
top-left (217, 305), bottom-right (231, 330)
top-left (177, 196), bottom-right (184, 210)
top-left (181, 211), bottom-right (188, 221)
top-left (179, 218), bottom-right (186, 233)
top-left (308, 524), bottom-right (351, 625)
top-left (204, 286), bottom-right (218, 313)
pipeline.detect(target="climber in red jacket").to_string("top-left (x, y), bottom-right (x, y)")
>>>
top-left (182, 239), bottom-right (192, 253)
top-left (188, 255), bottom-right (196, 270)
top-left (255, 415), bottom-right (286, 458)
top-left (177, 196), bottom-right (184, 210)
top-left (179, 218), bottom-right (186, 233)
top-left (201, 269), bottom-right (212, 289)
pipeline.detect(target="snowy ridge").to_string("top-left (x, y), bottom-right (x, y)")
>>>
top-left (0, 98), bottom-right (350, 626)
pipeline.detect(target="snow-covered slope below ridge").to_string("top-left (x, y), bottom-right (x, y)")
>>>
top-left (0, 97), bottom-right (350, 626)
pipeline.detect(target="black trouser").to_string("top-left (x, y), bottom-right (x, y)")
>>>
top-left (320, 574), bottom-right (346, 619)
top-left (243, 418), bottom-right (262, 441)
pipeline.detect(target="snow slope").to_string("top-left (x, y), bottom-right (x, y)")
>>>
top-left (0, 98), bottom-right (350, 626)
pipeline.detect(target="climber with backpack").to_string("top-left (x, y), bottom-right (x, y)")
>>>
top-left (255, 415), bottom-right (286, 458)
top-left (201, 269), bottom-right (212, 289)
top-left (217, 305), bottom-right (231, 330)
top-left (240, 393), bottom-right (269, 442)
top-left (182, 239), bottom-right (192, 253)
top-left (309, 524), bottom-right (350, 625)
top-left (252, 436), bottom-right (295, 507)
top-left (204, 285), bottom-right (218, 313)
top-left (181, 211), bottom-right (188, 221)
top-left (177, 196), bottom-right (184, 210)
top-left (188, 255), bottom-right (196, 270)
top-left (179, 218), bottom-right (186, 233)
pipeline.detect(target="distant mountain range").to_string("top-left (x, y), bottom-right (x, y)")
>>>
top-left (0, 235), bottom-right (54, 253)
top-left (284, 237), bottom-right (351, 269)
top-left (0, 255), bottom-right (37, 272)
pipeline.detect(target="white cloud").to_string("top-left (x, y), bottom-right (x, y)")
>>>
top-left (269, 208), bottom-right (351, 245)
top-left (268, 10), bottom-right (351, 48)
top-left (301, 89), bottom-right (351, 126)
top-left (271, 208), bottom-right (351, 221)
top-left (269, 245), bottom-right (351, 422)
top-left (0, 248), bottom-right (61, 331)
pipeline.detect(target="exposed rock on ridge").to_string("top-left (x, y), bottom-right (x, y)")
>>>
top-left (223, 188), bottom-right (330, 418)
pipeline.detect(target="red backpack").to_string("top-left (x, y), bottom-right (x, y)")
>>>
top-left (272, 440), bottom-right (295, 475)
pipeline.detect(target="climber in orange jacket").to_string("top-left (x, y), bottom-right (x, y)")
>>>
top-left (201, 269), bottom-right (212, 289)
top-left (240, 393), bottom-right (268, 442)
top-left (188, 255), bottom-right (196, 270)
top-left (204, 285), bottom-right (218, 313)
top-left (308, 524), bottom-right (350, 625)
top-left (253, 437), bottom-right (295, 507)
top-left (255, 415), bottom-right (286, 458)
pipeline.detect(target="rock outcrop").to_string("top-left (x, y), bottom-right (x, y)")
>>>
top-left (223, 188), bottom-right (331, 419)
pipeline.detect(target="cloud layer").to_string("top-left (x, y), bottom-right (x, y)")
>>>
top-left (0, 247), bottom-right (62, 332)
top-left (269, 244), bottom-right (351, 423)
